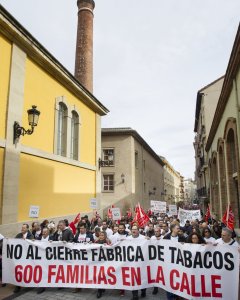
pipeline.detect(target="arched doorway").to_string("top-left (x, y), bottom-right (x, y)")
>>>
top-left (225, 119), bottom-right (240, 227)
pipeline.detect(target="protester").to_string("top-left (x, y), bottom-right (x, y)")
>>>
top-left (182, 220), bottom-right (192, 235)
top-left (31, 222), bottom-right (42, 240)
top-left (14, 224), bottom-right (34, 293)
top-left (202, 228), bottom-right (216, 244)
top-left (145, 223), bottom-right (155, 238)
top-left (127, 225), bottom-right (146, 300)
top-left (55, 220), bottom-right (74, 242)
top-left (15, 224), bottom-right (34, 240)
top-left (74, 223), bottom-right (94, 243)
top-left (101, 220), bottom-right (113, 238)
top-left (215, 227), bottom-right (239, 247)
top-left (150, 226), bottom-right (162, 295)
top-left (187, 232), bottom-right (206, 244)
top-left (40, 219), bottom-right (49, 230)
top-left (164, 224), bottom-right (185, 242)
top-left (150, 226), bottom-right (162, 240)
top-left (94, 231), bottom-right (111, 298)
top-left (111, 223), bottom-right (129, 244)
top-left (93, 227), bottom-right (101, 242)
top-left (41, 227), bottom-right (53, 242)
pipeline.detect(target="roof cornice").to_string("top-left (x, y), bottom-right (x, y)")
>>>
top-left (206, 24), bottom-right (240, 151)
top-left (102, 128), bottom-right (165, 167)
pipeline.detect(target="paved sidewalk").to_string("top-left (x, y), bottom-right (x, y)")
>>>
top-left (11, 287), bottom-right (168, 300)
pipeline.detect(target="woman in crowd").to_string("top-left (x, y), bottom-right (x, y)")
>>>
top-left (187, 232), bottom-right (206, 244)
top-left (202, 228), bottom-right (216, 244)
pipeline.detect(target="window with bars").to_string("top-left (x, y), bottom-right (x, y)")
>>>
top-left (103, 174), bottom-right (114, 192)
top-left (102, 149), bottom-right (114, 166)
top-left (57, 102), bottom-right (68, 156)
top-left (70, 111), bottom-right (79, 160)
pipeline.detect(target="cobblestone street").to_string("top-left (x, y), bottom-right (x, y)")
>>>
top-left (11, 287), bottom-right (168, 300)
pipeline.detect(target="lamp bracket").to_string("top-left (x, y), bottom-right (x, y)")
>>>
top-left (14, 121), bottom-right (34, 141)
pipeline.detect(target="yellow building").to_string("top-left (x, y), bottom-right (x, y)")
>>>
top-left (0, 5), bottom-right (108, 235)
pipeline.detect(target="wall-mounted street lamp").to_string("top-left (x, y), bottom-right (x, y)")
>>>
top-left (121, 173), bottom-right (125, 183)
top-left (14, 105), bottom-right (40, 142)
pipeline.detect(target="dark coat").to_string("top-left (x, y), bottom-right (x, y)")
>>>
top-left (60, 228), bottom-right (74, 242)
top-left (15, 231), bottom-right (34, 240)
top-left (163, 232), bottom-right (186, 243)
top-left (32, 230), bottom-right (42, 240)
top-left (73, 232), bottom-right (94, 243)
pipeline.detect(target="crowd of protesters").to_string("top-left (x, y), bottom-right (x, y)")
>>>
top-left (0, 210), bottom-right (239, 300)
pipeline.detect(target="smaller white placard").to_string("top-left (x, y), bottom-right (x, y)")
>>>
top-left (90, 198), bottom-right (98, 209)
top-left (111, 208), bottom-right (121, 221)
top-left (29, 206), bottom-right (40, 218)
top-left (168, 205), bottom-right (178, 216)
top-left (150, 200), bottom-right (167, 213)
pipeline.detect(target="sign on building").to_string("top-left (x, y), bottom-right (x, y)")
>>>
top-left (29, 206), bottom-right (40, 218)
top-left (90, 198), bottom-right (98, 209)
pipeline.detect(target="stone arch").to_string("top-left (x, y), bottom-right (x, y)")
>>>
top-left (224, 118), bottom-right (240, 227)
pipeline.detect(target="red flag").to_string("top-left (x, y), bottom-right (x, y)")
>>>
top-left (205, 205), bottom-right (211, 222)
top-left (222, 205), bottom-right (234, 230)
top-left (107, 205), bottom-right (115, 219)
top-left (69, 212), bottom-right (81, 234)
top-left (127, 208), bottom-right (132, 218)
top-left (134, 203), bottom-right (150, 228)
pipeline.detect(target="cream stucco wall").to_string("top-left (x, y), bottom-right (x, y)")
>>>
top-left (134, 139), bottom-right (164, 210)
top-left (101, 134), bottom-right (164, 213)
top-left (208, 73), bottom-right (239, 153)
top-left (201, 78), bottom-right (224, 137)
top-left (101, 135), bottom-right (134, 211)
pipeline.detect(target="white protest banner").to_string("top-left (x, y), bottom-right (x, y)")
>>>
top-left (168, 205), bottom-right (177, 216)
top-left (111, 207), bottom-right (121, 221)
top-left (90, 198), bottom-right (98, 209)
top-left (29, 206), bottom-right (40, 218)
top-left (178, 208), bottom-right (201, 226)
top-left (150, 201), bottom-right (166, 213)
top-left (3, 239), bottom-right (239, 299)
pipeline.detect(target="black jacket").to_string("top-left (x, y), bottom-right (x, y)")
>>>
top-left (15, 231), bottom-right (34, 240)
top-left (163, 232), bottom-right (186, 243)
top-left (57, 228), bottom-right (74, 242)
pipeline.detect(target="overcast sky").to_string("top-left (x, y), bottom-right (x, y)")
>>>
top-left (0, 0), bottom-right (239, 179)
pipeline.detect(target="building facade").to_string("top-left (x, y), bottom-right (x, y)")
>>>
top-left (101, 128), bottom-right (165, 212)
top-left (0, 5), bottom-right (108, 235)
top-left (183, 179), bottom-right (197, 203)
top-left (160, 156), bottom-right (182, 204)
top-left (194, 77), bottom-right (224, 209)
top-left (205, 25), bottom-right (240, 225)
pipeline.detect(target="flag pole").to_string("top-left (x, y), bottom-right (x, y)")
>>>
top-left (226, 202), bottom-right (230, 227)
